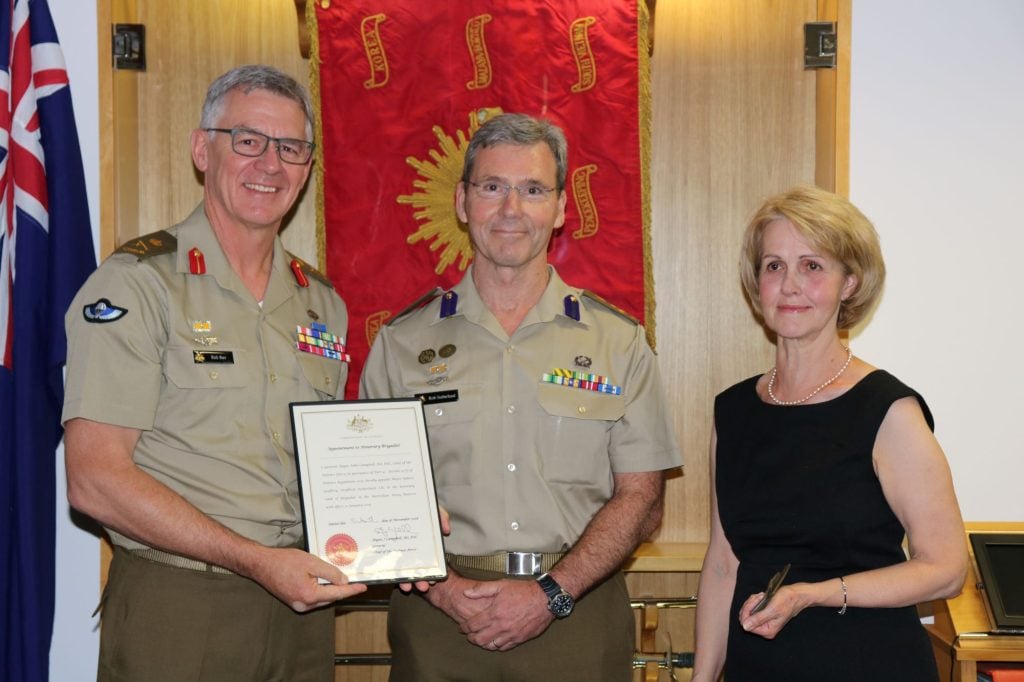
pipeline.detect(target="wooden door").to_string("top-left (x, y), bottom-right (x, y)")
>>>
top-left (97, 1), bottom-right (850, 679)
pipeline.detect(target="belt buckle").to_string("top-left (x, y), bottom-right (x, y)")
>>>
top-left (506, 551), bottom-right (542, 576)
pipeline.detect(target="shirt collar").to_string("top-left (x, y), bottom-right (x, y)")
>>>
top-left (173, 202), bottom-right (292, 309)
top-left (439, 264), bottom-right (587, 333)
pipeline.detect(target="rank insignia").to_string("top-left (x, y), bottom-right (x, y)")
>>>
top-left (429, 363), bottom-right (448, 375)
top-left (574, 355), bottom-right (592, 368)
top-left (439, 291), bottom-right (458, 318)
top-left (563, 295), bottom-right (580, 321)
top-left (418, 349), bottom-right (436, 364)
top-left (296, 322), bottom-right (350, 361)
top-left (290, 258), bottom-right (309, 288)
top-left (541, 368), bottom-right (622, 395)
top-left (82, 298), bottom-right (127, 324)
top-left (188, 247), bottom-right (206, 275)
top-left (114, 230), bottom-right (176, 259)
top-left (439, 344), bottom-right (456, 358)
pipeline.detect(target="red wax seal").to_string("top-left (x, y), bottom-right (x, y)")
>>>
top-left (324, 533), bottom-right (359, 567)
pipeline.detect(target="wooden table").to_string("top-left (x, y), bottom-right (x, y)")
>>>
top-left (625, 542), bottom-right (707, 682)
top-left (926, 522), bottom-right (1024, 682)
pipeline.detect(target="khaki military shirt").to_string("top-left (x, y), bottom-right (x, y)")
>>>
top-left (360, 266), bottom-right (681, 555)
top-left (63, 204), bottom-right (348, 550)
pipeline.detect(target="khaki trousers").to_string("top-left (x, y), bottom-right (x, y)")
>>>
top-left (97, 546), bottom-right (336, 682)
top-left (387, 568), bottom-right (634, 682)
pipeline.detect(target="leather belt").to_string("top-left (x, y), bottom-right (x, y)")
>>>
top-left (130, 548), bottom-right (233, 575)
top-left (445, 551), bottom-right (565, 576)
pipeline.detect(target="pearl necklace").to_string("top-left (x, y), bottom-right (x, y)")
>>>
top-left (767, 346), bottom-right (853, 406)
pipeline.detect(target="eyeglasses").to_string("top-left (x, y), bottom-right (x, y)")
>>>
top-left (466, 180), bottom-right (558, 203)
top-left (204, 127), bottom-right (315, 165)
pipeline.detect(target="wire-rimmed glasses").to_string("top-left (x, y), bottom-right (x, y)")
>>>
top-left (466, 180), bottom-right (558, 203)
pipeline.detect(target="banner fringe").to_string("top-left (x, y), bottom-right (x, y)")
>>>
top-left (307, 0), bottom-right (328, 274)
top-left (638, 0), bottom-right (656, 351)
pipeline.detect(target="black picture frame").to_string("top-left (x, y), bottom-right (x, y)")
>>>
top-left (969, 532), bottom-right (1024, 634)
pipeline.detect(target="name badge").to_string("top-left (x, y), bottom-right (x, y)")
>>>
top-left (415, 390), bottom-right (459, 405)
top-left (193, 350), bottom-right (234, 364)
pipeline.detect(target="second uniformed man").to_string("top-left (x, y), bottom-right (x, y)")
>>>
top-left (360, 113), bottom-right (682, 681)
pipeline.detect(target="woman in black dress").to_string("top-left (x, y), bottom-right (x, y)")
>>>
top-left (692, 186), bottom-right (967, 682)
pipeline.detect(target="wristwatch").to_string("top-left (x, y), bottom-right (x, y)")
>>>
top-left (536, 573), bottom-right (575, 618)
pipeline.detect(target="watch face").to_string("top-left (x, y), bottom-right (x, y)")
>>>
top-left (550, 592), bottom-right (574, 618)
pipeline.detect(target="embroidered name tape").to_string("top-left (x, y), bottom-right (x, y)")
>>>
top-left (193, 350), bottom-right (234, 364)
top-left (415, 390), bottom-right (459, 405)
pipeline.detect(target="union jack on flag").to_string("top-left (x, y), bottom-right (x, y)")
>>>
top-left (0, 1), bottom-right (95, 680)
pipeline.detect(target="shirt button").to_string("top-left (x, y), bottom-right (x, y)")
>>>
top-left (272, 431), bottom-right (280, 441)
top-left (269, 373), bottom-right (277, 383)
top-left (506, 345), bottom-right (514, 353)
top-left (209, 370), bottom-right (218, 380)
top-left (507, 463), bottom-right (516, 472)
top-left (510, 522), bottom-right (520, 531)
top-left (577, 405), bottom-right (587, 415)
top-left (506, 405), bottom-right (516, 414)
top-left (324, 376), bottom-right (331, 386)
top-left (434, 407), bottom-right (444, 417)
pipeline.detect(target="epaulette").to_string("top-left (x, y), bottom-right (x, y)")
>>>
top-left (114, 230), bottom-right (177, 260)
top-left (287, 253), bottom-right (333, 288)
top-left (387, 287), bottom-right (445, 325)
top-left (580, 290), bottom-right (640, 325)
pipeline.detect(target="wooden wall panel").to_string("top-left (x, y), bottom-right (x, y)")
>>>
top-left (649, 0), bottom-right (818, 550)
top-left (815, 0), bottom-right (852, 195)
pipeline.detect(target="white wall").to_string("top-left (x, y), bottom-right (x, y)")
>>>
top-left (849, 0), bottom-right (1024, 522)
top-left (47, 1), bottom-right (1023, 677)
top-left (50, 0), bottom-right (101, 679)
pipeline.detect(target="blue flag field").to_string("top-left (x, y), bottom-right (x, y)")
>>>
top-left (0, 0), bottom-right (96, 679)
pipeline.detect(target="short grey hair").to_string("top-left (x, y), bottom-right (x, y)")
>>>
top-left (199, 64), bottom-right (313, 140)
top-left (461, 113), bottom-right (568, 190)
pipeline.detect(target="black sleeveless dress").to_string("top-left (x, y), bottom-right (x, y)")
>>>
top-left (714, 370), bottom-right (939, 682)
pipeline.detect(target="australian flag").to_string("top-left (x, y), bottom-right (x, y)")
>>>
top-left (0, 1), bottom-right (96, 680)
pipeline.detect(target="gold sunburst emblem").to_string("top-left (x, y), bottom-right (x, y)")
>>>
top-left (398, 107), bottom-right (503, 275)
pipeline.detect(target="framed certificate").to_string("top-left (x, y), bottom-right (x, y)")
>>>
top-left (289, 398), bottom-right (447, 584)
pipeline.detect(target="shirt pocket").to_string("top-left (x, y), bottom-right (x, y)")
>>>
top-left (296, 351), bottom-right (344, 400)
top-left (162, 346), bottom-right (251, 433)
top-left (536, 382), bottom-right (625, 484)
top-left (421, 383), bottom-right (482, 487)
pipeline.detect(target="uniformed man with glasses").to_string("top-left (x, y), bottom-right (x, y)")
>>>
top-left (361, 113), bottom-right (682, 681)
top-left (63, 65), bottom-right (365, 681)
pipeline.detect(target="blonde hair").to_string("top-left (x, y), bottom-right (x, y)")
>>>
top-left (739, 185), bottom-right (885, 330)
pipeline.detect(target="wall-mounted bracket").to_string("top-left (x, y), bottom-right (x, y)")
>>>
top-left (804, 22), bottom-right (837, 69)
top-left (112, 24), bottom-right (146, 71)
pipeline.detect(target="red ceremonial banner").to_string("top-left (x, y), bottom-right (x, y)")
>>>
top-left (311, 0), bottom-right (652, 397)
